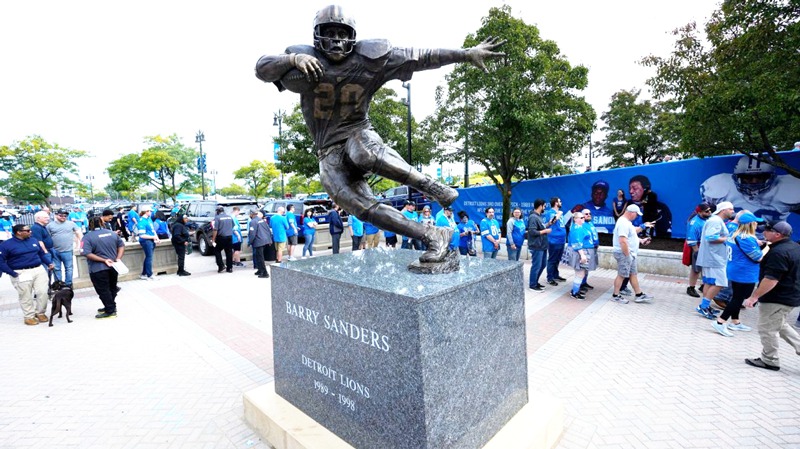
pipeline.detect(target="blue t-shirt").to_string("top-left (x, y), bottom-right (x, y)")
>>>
top-left (137, 217), bottom-right (156, 237)
top-left (401, 210), bottom-right (418, 240)
top-left (686, 215), bottom-right (707, 247)
top-left (303, 216), bottom-right (317, 235)
top-left (479, 218), bottom-right (500, 252)
top-left (232, 219), bottom-right (242, 244)
top-left (349, 216), bottom-right (364, 237)
top-left (457, 220), bottom-right (477, 248)
top-left (543, 209), bottom-right (565, 244)
top-left (364, 221), bottom-right (379, 235)
top-left (285, 211), bottom-right (297, 236)
top-left (270, 214), bottom-right (289, 243)
top-left (435, 214), bottom-right (460, 250)
top-left (568, 223), bottom-right (592, 250)
top-left (155, 218), bottom-right (170, 237)
top-left (726, 234), bottom-right (763, 283)
top-left (126, 210), bottom-right (139, 229)
top-left (507, 218), bottom-right (526, 247)
top-left (585, 222), bottom-right (599, 248)
top-left (582, 201), bottom-right (616, 233)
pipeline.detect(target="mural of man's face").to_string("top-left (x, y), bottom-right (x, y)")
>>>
top-left (629, 181), bottom-right (645, 202)
top-left (591, 188), bottom-right (607, 206)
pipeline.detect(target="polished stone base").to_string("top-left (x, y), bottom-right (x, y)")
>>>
top-left (244, 382), bottom-right (564, 449)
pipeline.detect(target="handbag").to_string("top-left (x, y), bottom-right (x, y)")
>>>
top-left (467, 235), bottom-right (476, 256)
top-left (681, 241), bottom-right (692, 266)
top-left (186, 243), bottom-right (193, 255)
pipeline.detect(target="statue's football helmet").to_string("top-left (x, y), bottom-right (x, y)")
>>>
top-left (313, 5), bottom-right (356, 61)
top-left (732, 154), bottom-right (776, 196)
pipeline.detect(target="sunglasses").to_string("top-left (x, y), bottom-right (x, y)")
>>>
top-left (19, 229), bottom-right (31, 232)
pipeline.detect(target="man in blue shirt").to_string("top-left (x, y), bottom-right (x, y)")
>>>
top-left (435, 206), bottom-right (460, 250)
top-left (686, 203), bottom-right (713, 298)
top-left (0, 224), bottom-right (54, 325)
top-left (544, 197), bottom-right (566, 285)
top-left (364, 221), bottom-right (380, 248)
top-left (285, 204), bottom-right (299, 260)
top-left (400, 201), bottom-right (421, 250)
top-left (270, 207), bottom-right (290, 263)
top-left (583, 180), bottom-right (616, 234)
top-left (480, 207), bottom-right (501, 259)
top-left (349, 214), bottom-right (365, 251)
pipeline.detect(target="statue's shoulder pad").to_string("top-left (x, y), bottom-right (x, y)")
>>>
top-left (355, 39), bottom-right (392, 60)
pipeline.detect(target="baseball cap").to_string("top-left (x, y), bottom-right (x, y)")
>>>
top-left (215, 206), bottom-right (225, 212)
top-left (713, 201), bottom-right (734, 214)
top-left (625, 204), bottom-right (643, 216)
top-left (696, 202), bottom-right (713, 213)
top-left (443, 206), bottom-right (453, 211)
top-left (765, 221), bottom-right (792, 236)
top-left (56, 209), bottom-right (68, 215)
top-left (737, 212), bottom-right (763, 225)
top-left (422, 205), bottom-right (431, 211)
top-left (404, 200), bottom-right (415, 206)
top-left (591, 180), bottom-right (609, 192)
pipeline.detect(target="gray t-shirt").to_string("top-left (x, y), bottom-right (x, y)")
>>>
top-left (213, 213), bottom-right (234, 237)
top-left (81, 229), bottom-right (124, 273)
top-left (697, 214), bottom-right (728, 268)
top-left (47, 219), bottom-right (80, 252)
top-left (612, 216), bottom-right (640, 256)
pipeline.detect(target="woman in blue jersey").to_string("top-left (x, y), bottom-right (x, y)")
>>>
top-left (154, 211), bottom-right (171, 240)
top-left (712, 212), bottom-right (767, 337)
top-left (566, 212), bottom-right (593, 300)
top-left (505, 207), bottom-right (526, 261)
top-left (137, 209), bottom-right (160, 280)
top-left (301, 208), bottom-right (317, 258)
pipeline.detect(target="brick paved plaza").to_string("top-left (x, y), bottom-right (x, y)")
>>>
top-left (1, 248), bottom-right (798, 449)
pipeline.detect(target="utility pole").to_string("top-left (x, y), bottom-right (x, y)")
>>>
top-left (196, 130), bottom-right (206, 199)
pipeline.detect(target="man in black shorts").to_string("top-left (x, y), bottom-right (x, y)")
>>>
top-left (255, 5), bottom-right (503, 263)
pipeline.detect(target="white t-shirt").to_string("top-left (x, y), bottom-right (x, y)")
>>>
top-left (612, 216), bottom-right (639, 256)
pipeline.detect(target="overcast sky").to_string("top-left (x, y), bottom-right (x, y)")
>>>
top-left (0, 0), bottom-right (720, 191)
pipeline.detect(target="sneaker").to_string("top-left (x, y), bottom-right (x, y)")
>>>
top-left (140, 275), bottom-right (149, 280)
top-left (530, 285), bottom-right (544, 292)
top-left (36, 313), bottom-right (48, 323)
top-left (582, 283), bottom-right (594, 290)
top-left (555, 276), bottom-right (567, 282)
top-left (177, 271), bottom-right (192, 276)
top-left (97, 308), bottom-right (106, 313)
top-left (611, 294), bottom-right (629, 304)
top-left (147, 276), bottom-right (157, 281)
top-left (95, 311), bottom-right (117, 319)
top-left (234, 262), bottom-right (245, 267)
top-left (727, 322), bottom-right (752, 332)
top-left (619, 287), bottom-right (633, 296)
top-left (217, 268), bottom-right (225, 273)
top-left (634, 292), bottom-right (653, 303)
top-left (547, 280), bottom-right (558, 286)
top-left (745, 358), bottom-right (780, 371)
top-left (579, 285), bottom-right (588, 293)
top-left (695, 306), bottom-right (716, 320)
top-left (686, 286), bottom-right (700, 298)
top-left (712, 321), bottom-right (734, 337)
top-left (24, 318), bottom-right (39, 326)
top-left (570, 291), bottom-right (586, 300)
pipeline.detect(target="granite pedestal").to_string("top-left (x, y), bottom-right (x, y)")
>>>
top-left (267, 248), bottom-right (528, 449)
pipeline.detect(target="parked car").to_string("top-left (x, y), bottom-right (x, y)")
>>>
top-left (176, 199), bottom-right (260, 256)
top-left (380, 185), bottom-right (430, 211)
top-left (261, 199), bottom-right (334, 242)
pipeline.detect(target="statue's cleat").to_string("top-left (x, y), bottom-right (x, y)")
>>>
top-left (418, 178), bottom-right (458, 208)
top-left (419, 227), bottom-right (454, 263)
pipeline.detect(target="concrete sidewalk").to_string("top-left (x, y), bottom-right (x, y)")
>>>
top-left (1, 248), bottom-right (798, 449)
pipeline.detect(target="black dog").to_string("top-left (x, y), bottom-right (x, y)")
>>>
top-left (48, 280), bottom-right (74, 327)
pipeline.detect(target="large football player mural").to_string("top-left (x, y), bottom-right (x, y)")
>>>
top-left (701, 154), bottom-right (800, 223)
top-left (255, 5), bottom-right (504, 264)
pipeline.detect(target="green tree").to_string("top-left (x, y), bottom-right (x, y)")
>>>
top-left (107, 134), bottom-right (199, 202)
top-left (218, 183), bottom-right (247, 197)
top-left (434, 6), bottom-right (595, 227)
top-left (278, 88), bottom-right (436, 179)
top-left (233, 160), bottom-right (279, 201)
top-left (597, 89), bottom-right (679, 167)
top-left (0, 135), bottom-right (87, 207)
top-left (641, 0), bottom-right (800, 177)
top-left (286, 175), bottom-right (323, 195)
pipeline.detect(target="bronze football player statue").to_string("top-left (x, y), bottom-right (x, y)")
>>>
top-left (256, 5), bottom-right (503, 264)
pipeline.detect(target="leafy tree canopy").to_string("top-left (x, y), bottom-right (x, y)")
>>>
top-left (0, 135), bottom-right (87, 206)
top-left (641, 0), bottom-right (800, 177)
top-left (233, 160), bottom-right (279, 201)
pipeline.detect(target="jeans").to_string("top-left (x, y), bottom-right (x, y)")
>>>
top-left (331, 233), bottom-right (342, 254)
top-left (546, 242), bottom-right (564, 281)
top-left (483, 250), bottom-right (498, 259)
top-left (51, 248), bottom-right (74, 285)
top-left (90, 269), bottom-right (119, 313)
top-left (506, 245), bottom-right (521, 261)
top-left (140, 239), bottom-right (155, 277)
top-left (528, 248), bottom-right (547, 288)
top-left (402, 238), bottom-right (422, 250)
top-left (303, 233), bottom-right (315, 257)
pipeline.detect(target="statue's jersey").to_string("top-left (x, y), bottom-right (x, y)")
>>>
top-left (258, 41), bottom-right (428, 150)
top-left (701, 174), bottom-right (800, 222)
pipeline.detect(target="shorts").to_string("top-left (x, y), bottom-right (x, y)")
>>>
top-left (275, 241), bottom-right (287, 256)
top-left (232, 242), bottom-right (242, 251)
top-left (613, 252), bottom-right (637, 277)
top-left (701, 267), bottom-right (728, 287)
top-left (690, 249), bottom-right (701, 273)
top-left (287, 235), bottom-right (298, 245)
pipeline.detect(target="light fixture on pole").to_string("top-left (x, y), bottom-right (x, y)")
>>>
top-left (402, 82), bottom-right (412, 201)
top-left (85, 175), bottom-right (94, 203)
top-left (273, 110), bottom-right (285, 198)
top-left (196, 130), bottom-right (206, 199)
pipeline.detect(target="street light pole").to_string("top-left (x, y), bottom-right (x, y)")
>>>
top-left (86, 175), bottom-right (94, 202)
top-left (210, 170), bottom-right (218, 198)
top-left (273, 110), bottom-right (285, 198)
top-left (196, 130), bottom-right (206, 200)
top-left (402, 82), bottom-right (412, 201)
